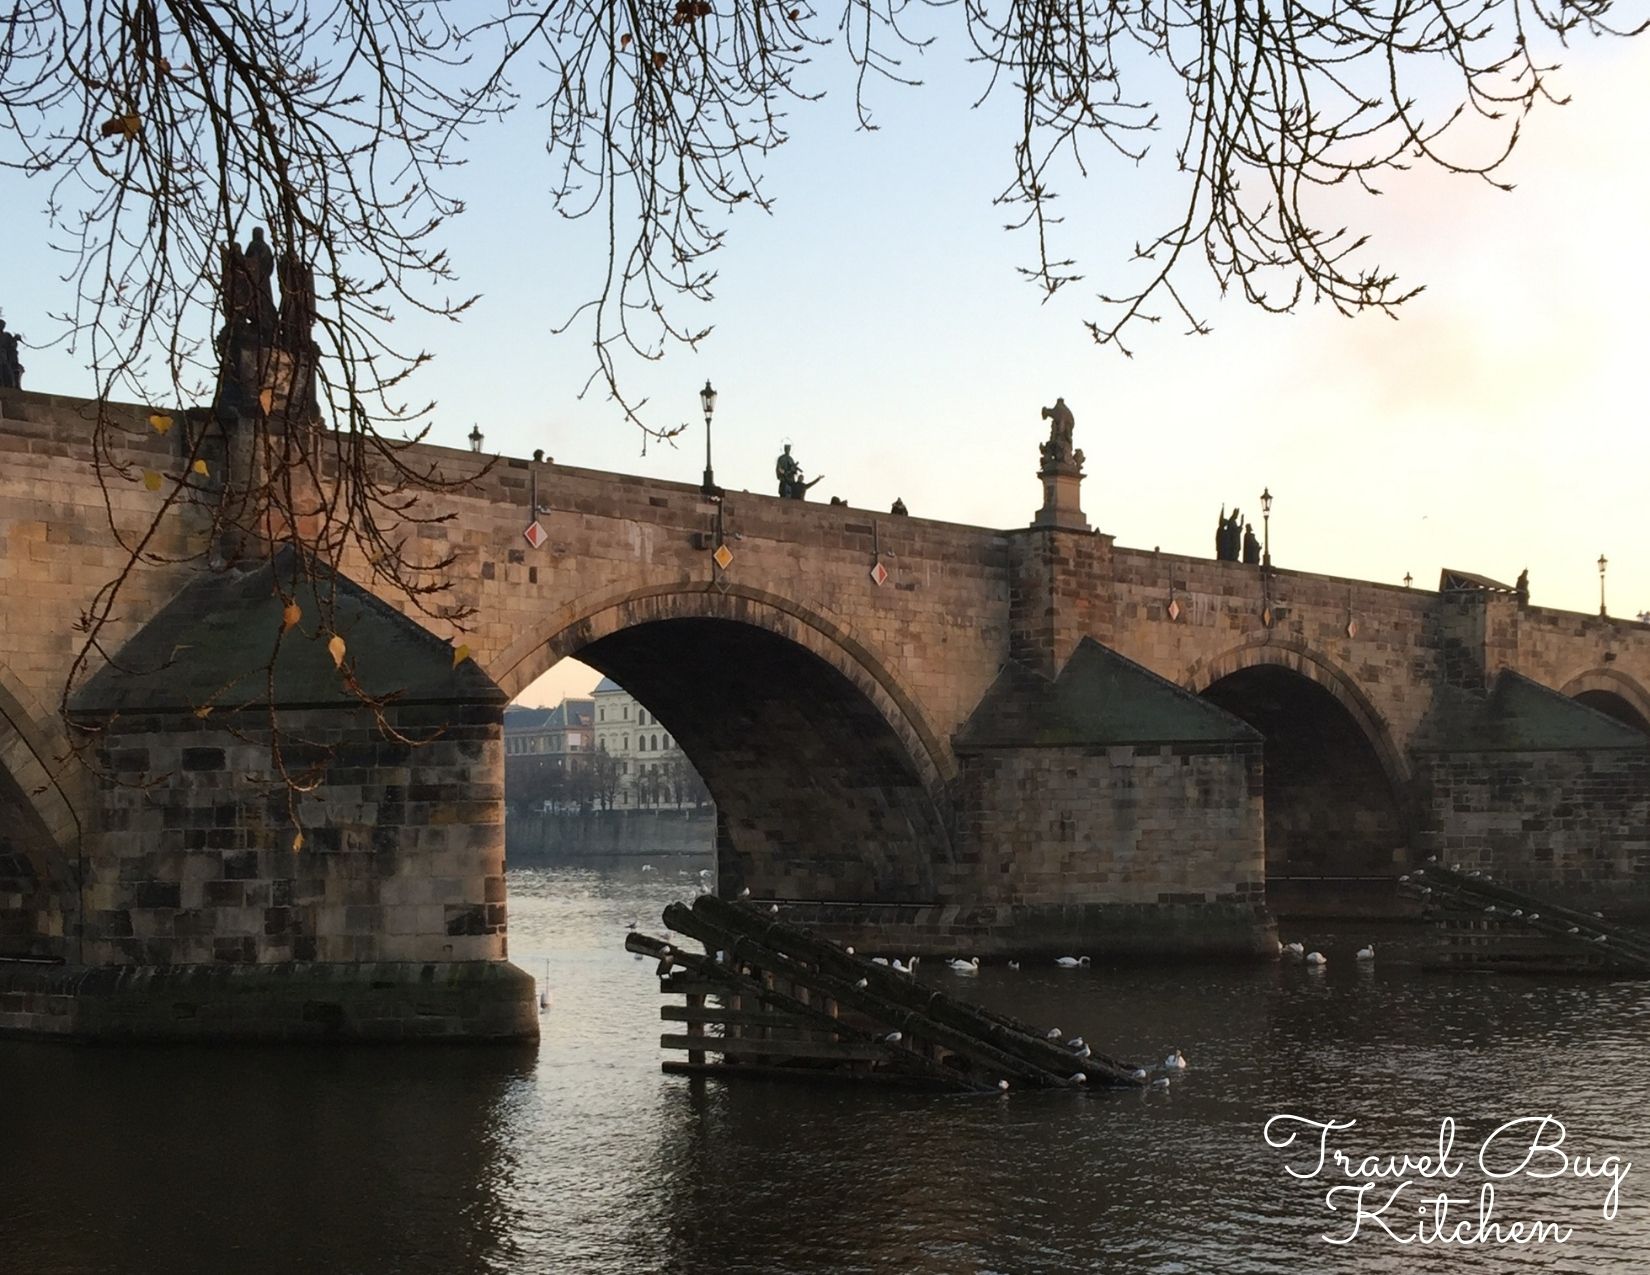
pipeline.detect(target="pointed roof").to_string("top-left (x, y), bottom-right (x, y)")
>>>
top-left (1415, 670), bottom-right (1648, 752)
top-left (955, 637), bottom-right (1260, 750)
top-left (71, 547), bottom-right (503, 715)
top-left (593, 676), bottom-right (626, 695)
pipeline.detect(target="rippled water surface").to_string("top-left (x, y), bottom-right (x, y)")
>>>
top-left (5, 861), bottom-right (1649, 1274)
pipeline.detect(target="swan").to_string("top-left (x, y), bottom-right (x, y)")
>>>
top-left (890, 958), bottom-right (913, 975)
top-left (1054, 955), bottom-right (1091, 968)
top-left (1164, 1049), bottom-right (1187, 1070)
top-left (1072, 1043), bottom-right (1091, 1059)
top-left (1305, 951), bottom-right (1327, 966)
top-left (948, 957), bottom-right (981, 974)
top-left (1130, 1068), bottom-right (1149, 1081)
top-left (1067, 1036), bottom-right (1086, 1051)
top-left (641, 864), bottom-right (654, 873)
top-left (1070, 1072), bottom-right (1087, 1085)
top-left (1150, 1077), bottom-right (1172, 1090)
top-left (871, 957), bottom-right (890, 966)
top-left (1282, 941), bottom-right (1304, 958)
top-left (738, 886), bottom-right (751, 899)
top-left (538, 985), bottom-right (553, 1010)
top-left (1356, 945), bottom-right (1375, 961)
top-left (1527, 913), bottom-right (1540, 922)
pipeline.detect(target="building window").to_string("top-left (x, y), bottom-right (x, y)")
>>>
top-left (651, 734), bottom-right (658, 752)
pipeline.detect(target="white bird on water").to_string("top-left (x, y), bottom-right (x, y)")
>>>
top-left (1282, 941), bottom-right (1304, 958)
top-left (1305, 951), bottom-right (1327, 966)
top-left (641, 864), bottom-right (654, 873)
top-left (948, 957), bottom-right (980, 974)
top-left (1164, 1049), bottom-right (1187, 1070)
top-left (1356, 945), bottom-right (1375, 961)
top-left (871, 956), bottom-right (890, 966)
top-left (890, 958), bottom-right (913, 975)
top-left (1055, 955), bottom-right (1091, 968)
top-left (1067, 1036), bottom-right (1086, 1051)
top-left (1007, 960), bottom-right (1021, 971)
top-left (1151, 1077), bottom-right (1172, 1091)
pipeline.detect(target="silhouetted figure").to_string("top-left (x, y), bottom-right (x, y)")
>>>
top-left (1516, 569), bottom-right (1529, 604)
top-left (0, 320), bottom-right (23, 389)
top-left (1242, 523), bottom-right (1261, 565)
top-left (891, 497), bottom-right (908, 516)
top-left (775, 443), bottom-right (823, 499)
top-left (1215, 505), bottom-right (1228, 559)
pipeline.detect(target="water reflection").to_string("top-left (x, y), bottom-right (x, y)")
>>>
top-left (5, 861), bottom-right (1649, 1274)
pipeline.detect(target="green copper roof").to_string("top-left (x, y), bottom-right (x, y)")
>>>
top-left (71, 547), bottom-right (503, 715)
top-left (1416, 670), bottom-right (1648, 752)
top-left (955, 637), bottom-right (1260, 749)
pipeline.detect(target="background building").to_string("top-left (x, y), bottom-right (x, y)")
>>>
top-left (503, 697), bottom-right (594, 812)
top-left (591, 677), bottom-right (709, 810)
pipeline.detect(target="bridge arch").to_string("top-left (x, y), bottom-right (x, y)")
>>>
top-left (0, 664), bottom-right (83, 958)
top-left (492, 584), bottom-right (955, 901)
top-left (1560, 668), bottom-right (1650, 735)
top-left (1182, 640), bottom-right (1413, 888)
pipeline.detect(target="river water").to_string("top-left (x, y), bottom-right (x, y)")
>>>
top-left (4, 861), bottom-right (1648, 1274)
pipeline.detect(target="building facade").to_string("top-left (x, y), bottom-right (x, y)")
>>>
top-left (591, 677), bottom-right (708, 809)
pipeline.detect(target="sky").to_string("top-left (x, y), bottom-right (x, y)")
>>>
top-left (5, 19), bottom-right (1648, 711)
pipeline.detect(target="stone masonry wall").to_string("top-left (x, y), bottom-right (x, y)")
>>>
top-left (82, 704), bottom-right (505, 965)
top-left (1414, 748), bottom-right (1650, 911)
top-left (952, 742), bottom-right (1266, 906)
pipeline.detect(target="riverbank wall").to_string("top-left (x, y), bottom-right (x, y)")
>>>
top-left (506, 809), bottom-right (715, 863)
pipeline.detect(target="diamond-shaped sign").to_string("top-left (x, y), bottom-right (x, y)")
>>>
top-left (1346, 618), bottom-right (1359, 639)
top-left (713, 543), bottom-right (733, 571)
top-left (522, 519), bottom-right (547, 550)
top-left (1167, 597), bottom-right (1181, 622)
top-left (869, 560), bottom-right (889, 587)
top-left (1262, 605), bottom-right (1274, 628)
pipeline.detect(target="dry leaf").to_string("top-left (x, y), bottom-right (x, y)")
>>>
top-left (142, 469), bottom-right (162, 492)
top-left (327, 633), bottom-right (346, 668)
top-left (147, 413), bottom-right (173, 434)
top-left (620, 32), bottom-right (632, 47)
top-left (191, 458), bottom-right (209, 477)
top-left (259, 388), bottom-right (274, 414)
top-left (282, 602), bottom-right (301, 632)
top-left (653, 51), bottom-right (668, 69)
top-left (452, 643), bottom-right (471, 668)
top-left (292, 831), bottom-right (304, 852)
top-left (193, 704), bottom-right (213, 719)
top-left (99, 113), bottom-right (141, 140)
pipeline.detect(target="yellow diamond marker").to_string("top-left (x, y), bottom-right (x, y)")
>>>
top-left (713, 543), bottom-right (733, 571)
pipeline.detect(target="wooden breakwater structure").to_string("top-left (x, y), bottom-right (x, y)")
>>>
top-left (625, 895), bottom-right (1147, 1092)
top-left (1405, 863), bottom-right (1650, 975)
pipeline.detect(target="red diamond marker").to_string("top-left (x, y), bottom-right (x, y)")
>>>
top-left (1346, 618), bottom-right (1359, 639)
top-left (1167, 598), bottom-right (1181, 622)
top-left (523, 520), bottom-right (547, 549)
top-left (870, 561), bottom-right (889, 587)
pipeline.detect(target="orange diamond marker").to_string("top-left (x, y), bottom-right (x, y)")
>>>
top-left (713, 543), bottom-right (733, 570)
top-left (1167, 598), bottom-right (1181, 622)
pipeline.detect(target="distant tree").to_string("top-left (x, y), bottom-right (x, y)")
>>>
top-left (590, 745), bottom-right (621, 812)
top-left (504, 753), bottom-right (565, 814)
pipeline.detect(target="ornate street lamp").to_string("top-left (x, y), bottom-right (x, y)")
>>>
top-left (468, 423), bottom-right (483, 453)
top-left (1599, 553), bottom-right (1609, 617)
top-left (1260, 487), bottom-right (1273, 570)
top-left (700, 379), bottom-right (718, 494)
top-left (1404, 572), bottom-right (1413, 589)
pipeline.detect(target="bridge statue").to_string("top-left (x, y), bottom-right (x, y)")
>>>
top-left (776, 443), bottom-right (823, 500)
top-left (0, 319), bottom-right (23, 389)
top-left (1039, 397), bottom-right (1084, 473)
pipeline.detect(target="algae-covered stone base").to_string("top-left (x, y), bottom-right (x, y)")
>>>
top-left (0, 959), bottom-right (538, 1043)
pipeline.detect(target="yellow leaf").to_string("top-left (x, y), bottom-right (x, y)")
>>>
top-left (327, 633), bottom-right (346, 668)
top-left (99, 113), bottom-right (141, 140)
top-left (193, 704), bottom-right (213, 719)
top-left (452, 643), bottom-right (471, 668)
top-left (281, 602), bottom-right (301, 632)
top-left (191, 458), bottom-right (209, 477)
top-left (148, 413), bottom-right (173, 435)
top-left (120, 113), bottom-right (141, 139)
top-left (142, 469), bottom-right (162, 491)
top-left (291, 831), bottom-right (304, 852)
top-left (259, 388), bottom-right (274, 414)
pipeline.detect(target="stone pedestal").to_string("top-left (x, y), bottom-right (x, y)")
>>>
top-left (1032, 462), bottom-right (1089, 532)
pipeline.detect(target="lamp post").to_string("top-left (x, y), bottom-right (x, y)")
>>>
top-left (700, 380), bottom-right (718, 494)
top-left (1404, 572), bottom-right (1413, 589)
top-left (1260, 487), bottom-right (1273, 570)
top-left (1599, 553), bottom-right (1608, 617)
top-left (468, 424), bottom-right (483, 453)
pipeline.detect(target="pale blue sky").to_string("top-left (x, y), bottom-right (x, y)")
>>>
top-left (4, 26), bottom-right (1647, 709)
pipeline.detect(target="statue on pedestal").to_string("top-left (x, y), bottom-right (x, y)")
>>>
top-left (776, 443), bottom-right (823, 500)
top-left (1038, 397), bottom-right (1084, 472)
top-left (0, 320), bottom-right (24, 389)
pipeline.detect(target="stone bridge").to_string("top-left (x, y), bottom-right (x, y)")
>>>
top-left (2, 385), bottom-right (1648, 1036)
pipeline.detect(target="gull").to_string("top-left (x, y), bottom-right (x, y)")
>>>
top-left (1044, 1028), bottom-right (1063, 1040)
top-left (1164, 1049), bottom-right (1187, 1070)
top-left (769, 904), bottom-right (779, 916)
top-left (1072, 1043), bottom-right (1092, 1059)
top-left (738, 886), bottom-right (751, 899)
top-left (1007, 960), bottom-right (1021, 971)
top-left (880, 1030), bottom-right (902, 1044)
top-left (1070, 1073), bottom-right (1088, 1085)
top-left (997, 1080), bottom-right (1010, 1092)
top-left (1067, 1036), bottom-right (1086, 1051)
top-left (1151, 1077), bottom-right (1172, 1090)
top-left (1131, 1068), bottom-right (1149, 1081)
